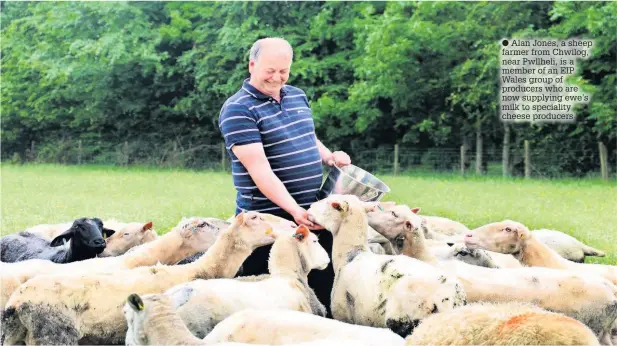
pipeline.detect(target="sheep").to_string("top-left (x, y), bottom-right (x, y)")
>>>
top-left (423, 215), bottom-right (470, 236)
top-left (404, 301), bottom-right (600, 345)
top-left (368, 206), bottom-right (617, 344)
top-left (178, 214), bottom-right (296, 264)
top-left (1, 211), bottom-right (277, 345)
top-left (0, 217), bottom-right (214, 308)
top-left (203, 308), bottom-right (404, 346)
top-left (162, 224), bottom-right (330, 340)
top-left (306, 194), bottom-right (467, 337)
top-left (98, 221), bottom-right (158, 257)
top-left (0, 217), bottom-right (115, 263)
top-left (465, 220), bottom-right (617, 286)
top-left (123, 293), bottom-right (374, 346)
top-left (533, 228), bottom-right (606, 263)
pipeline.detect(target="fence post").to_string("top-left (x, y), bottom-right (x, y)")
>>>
top-left (460, 144), bottom-right (466, 175)
top-left (393, 144), bottom-right (399, 176)
top-left (124, 141), bottom-right (129, 166)
top-left (524, 140), bottom-right (531, 179)
top-left (221, 143), bottom-right (227, 171)
top-left (475, 127), bottom-right (483, 174)
top-left (599, 142), bottom-right (608, 181)
top-left (77, 140), bottom-right (83, 165)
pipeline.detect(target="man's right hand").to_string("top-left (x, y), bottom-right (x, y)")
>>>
top-left (290, 206), bottom-right (324, 231)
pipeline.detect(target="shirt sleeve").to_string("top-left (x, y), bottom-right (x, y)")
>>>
top-left (219, 103), bottom-right (262, 149)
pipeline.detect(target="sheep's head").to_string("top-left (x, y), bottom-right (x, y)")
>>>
top-left (269, 225), bottom-right (330, 274)
top-left (464, 220), bottom-right (530, 255)
top-left (306, 194), bottom-right (364, 233)
top-left (175, 217), bottom-right (220, 253)
top-left (367, 205), bottom-right (424, 254)
top-left (447, 243), bottom-right (499, 268)
top-left (232, 211), bottom-right (275, 249)
top-left (50, 217), bottom-right (115, 255)
top-left (100, 221), bottom-right (156, 257)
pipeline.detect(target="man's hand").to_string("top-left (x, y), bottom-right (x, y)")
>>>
top-left (290, 206), bottom-right (324, 231)
top-left (327, 151), bottom-right (351, 167)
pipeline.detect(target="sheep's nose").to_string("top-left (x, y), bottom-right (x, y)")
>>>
top-left (92, 239), bottom-right (106, 247)
top-left (465, 233), bottom-right (473, 238)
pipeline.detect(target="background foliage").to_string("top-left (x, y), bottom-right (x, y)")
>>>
top-left (2, 1), bottom-right (615, 177)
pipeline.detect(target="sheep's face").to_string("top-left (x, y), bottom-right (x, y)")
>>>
top-left (448, 243), bottom-right (498, 268)
top-left (367, 205), bottom-right (424, 249)
top-left (234, 211), bottom-right (276, 248)
top-left (100, 221), bottom-right (156, 257)
top-left (464, 220), bottom-right (530, 255)
top-left (306, 194), bottom-right (363, 233)
top-left (294, 225), bottom-right (330, 271)
top-left (177, 217), bottom-right (220, 253)
top-left (50, 217), bottom-right (115, 254)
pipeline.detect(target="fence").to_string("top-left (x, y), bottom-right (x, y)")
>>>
top-left (7, 139), bottom-right (615, 180)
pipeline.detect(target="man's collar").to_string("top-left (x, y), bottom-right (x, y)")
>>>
top-left (242, 78), bottom-right (287, 100)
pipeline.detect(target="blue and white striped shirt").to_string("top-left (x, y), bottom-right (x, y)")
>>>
top-left (219, 79), bottom-right (324, 216)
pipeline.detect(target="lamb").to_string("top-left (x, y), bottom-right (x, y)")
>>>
top-left (0, 217), bottom-right (115, 263)
top-left (404, 301), bottom-right (600, 345)
top-left (1, 211), bottom-right (276, 345)
top-left (203, 308), bottom-right (404, 346)
top-left (165, 224), bottom-right (329, 340)
top-left (0, 217), bottom-right (214, 308)
top-left (368, 206), bottom-right (617, 344)
top-left (533, 228), bottom-right (606, 263)
top-left (123, 293), bottom-right (375, 346)
top-left (465, 220), bottom-right (617, 286)
top-left (306, 194), bottom-right (466, 337)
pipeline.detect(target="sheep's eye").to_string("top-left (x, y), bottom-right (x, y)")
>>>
top-left (505, 227), bottom-right (512, 232)
top-left (251, 215), bottom-right (258, 220)
top-left (391, 211), bottom-right (398, 218)
top-left (124, 232), bottom-right (130, 236)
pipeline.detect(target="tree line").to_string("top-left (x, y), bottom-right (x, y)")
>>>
top-left (1, 1), bottom-right (615, 177)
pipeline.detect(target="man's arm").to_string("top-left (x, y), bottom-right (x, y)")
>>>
top-left (231, 143), bottom-right (319, 229)
top-left (316, 139), bottom-right (333, 165)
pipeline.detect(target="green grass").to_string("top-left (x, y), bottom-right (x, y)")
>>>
top-left (2, 164), bottom-right (616, 264)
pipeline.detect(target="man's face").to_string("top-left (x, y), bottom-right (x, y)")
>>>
top-left (249, 48), bottom-right (292, 97)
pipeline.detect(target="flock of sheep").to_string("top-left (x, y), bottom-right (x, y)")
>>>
top-left (0, 193), bottom-right (615, 346)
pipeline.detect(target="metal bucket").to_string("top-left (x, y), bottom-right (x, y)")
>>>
top-left (317, 164), bottom-right (391, 202)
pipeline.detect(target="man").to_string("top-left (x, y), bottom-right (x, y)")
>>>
top-left (218, 37), bottom-right (350, 317)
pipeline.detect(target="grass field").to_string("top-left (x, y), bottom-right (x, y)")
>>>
top-left (2, 164), bottom-right (615, 264)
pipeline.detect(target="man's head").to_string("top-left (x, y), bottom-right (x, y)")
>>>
top-left (248, 37), bottom-right (293, 97)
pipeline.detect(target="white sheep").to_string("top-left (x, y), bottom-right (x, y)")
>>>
top-left (306, 194), bottom-right (466, 337)
top-left (368, 206), bottom-right (617, 344)
top-left (1, 212), bottom-right (276, 345)
top-left (404, 301), bottom-right (600, 345)
top-left (465, 220), bottom-right (617, 286)
top-left (0, 217), bottom-right (215, 308)
top-left (123, 293), bottom-right (373, 346)
top-left (423, 215), bottom-right (470, 236)
top-left (533, 228), bottom-right (606, 263)
top-left (99, 221), bottom-right (158, 257)
top-left (203, 308), bottom-right (404, 346)
top-left (154, 224), bottom-right (330, 340)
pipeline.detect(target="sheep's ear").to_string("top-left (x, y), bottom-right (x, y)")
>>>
top-left (234, 212), bottom-right (245, 225)
top-left (405, 220), bottom-right (413, 230)
top-left (102, 228), bottom-right (115, 239)
top-left (127, 293), bottom-right (145, 312)
top-left (293, 225), bottom-right (310, 242)
top-left (331, 201), bottom-right (348, 213)
top-left (410, 207), bottom-right (421, 214)
top-left (141, 222), bottom-right (153, 232)
top-left (50, 228), bottom-right (74, 247)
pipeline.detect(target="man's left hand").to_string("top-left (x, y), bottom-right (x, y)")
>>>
top-left (327, 151), bottom-right (351, 167)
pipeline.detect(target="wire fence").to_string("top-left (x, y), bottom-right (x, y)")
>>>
top-left (6, 139), bottom-right (615, 180)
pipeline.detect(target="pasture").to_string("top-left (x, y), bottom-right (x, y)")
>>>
top-left (1, 164), bottom-right (615, 265)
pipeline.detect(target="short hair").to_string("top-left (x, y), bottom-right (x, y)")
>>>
top-left (249, 37), bottom-right (293, 62)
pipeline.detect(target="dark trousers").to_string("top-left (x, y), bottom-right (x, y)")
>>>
top-left (235, 212), bottom-right (335, 318)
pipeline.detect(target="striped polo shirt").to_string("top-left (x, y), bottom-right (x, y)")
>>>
top-left (219, 78), bottom-right (324, 216)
